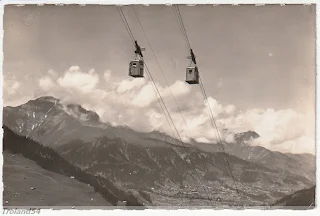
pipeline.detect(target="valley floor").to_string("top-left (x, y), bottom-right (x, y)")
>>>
top-left (118, 178), bottom-right (307, 207)
top-left (3, 150), bottom-right (315, 209)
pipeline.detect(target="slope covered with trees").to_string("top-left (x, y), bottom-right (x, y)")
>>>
top-left (2, 125), bottom-right (148, 207)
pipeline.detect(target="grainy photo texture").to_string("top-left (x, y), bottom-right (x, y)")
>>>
top-left (2, 4), bottom-right (316, 209)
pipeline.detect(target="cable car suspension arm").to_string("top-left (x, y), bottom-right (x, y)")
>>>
top-left (134, 40), bottom-right (145, 57)
top-left (188, 48), bottom-right (197, 65)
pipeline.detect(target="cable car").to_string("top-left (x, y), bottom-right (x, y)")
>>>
top-left (185, 49), bottom-right (199, 84)
top-left (129, 41), bottom-right (145, 78)
top-left (186, 66), bottom-right (199, 84)
top-left (129, 59), bottom-right (144, 78)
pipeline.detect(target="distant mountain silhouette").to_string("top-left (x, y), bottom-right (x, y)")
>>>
top-left (2, 95), bottom-right (316, 206)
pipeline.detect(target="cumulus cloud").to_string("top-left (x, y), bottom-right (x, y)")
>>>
top-left (3, 76), bottom-right (21, 95)
top-left (116, 78), bottom-right (146, 94)
top-left (103, 69), bottom-right (112, 81)
top-left (34, 66), bottom-right (315, 155)
top-left (48, 69), bottom-right (58, 77)
top-left (39, 76), bottom-right (55, 91)
top-left (2, 75), bottom-right (34, 106)
top-left (162, 81), bottom-right (191, 98)
top-left (217, 108), bottom-right (315, 154)
top-left (57, 67), bottom-right (99, 93)
top-left (225, 105), bottom-right (236, 115)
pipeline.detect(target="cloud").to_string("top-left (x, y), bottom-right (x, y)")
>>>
top-left (225, 105), bottom-right (236, 115)
top-left (34, 66), bottom-right (316, 155)
top-left (162, 80), bottom-right (191, 98)
top-left (116, 78), bottom-right (146, 94)
top-left (3, 75), bottom-right (35, 106)
top-left (103, 69), bottom-right (112, 81)
top-left (131, 83), bottom-right (158, 107)
top-left (39, 76), bottom-right (55, 91)
top-left (48, 69), bottom-right (58, 77)
top-left (3, 76), bottom-right (21, 95)
top-left (218, 108), bottom-right (315, 154)
top-left (57, 66), bottom-right (99, 93)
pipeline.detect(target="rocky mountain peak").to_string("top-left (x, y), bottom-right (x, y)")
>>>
top-left (234, 130), bottom-right (260, 145)
top-left (64, 104), bottom-right (100, 122)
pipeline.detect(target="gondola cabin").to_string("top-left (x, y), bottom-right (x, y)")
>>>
top-left (129, 60), bottom-right (144, 78)
top-left (186, 66), bottom-right (199, 84)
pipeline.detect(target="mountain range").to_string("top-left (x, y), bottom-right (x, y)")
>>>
top-left (2, 96), bottom-right (316, 207)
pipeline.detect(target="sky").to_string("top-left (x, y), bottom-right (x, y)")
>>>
top-left (2, 4), bottom-right (316, 154)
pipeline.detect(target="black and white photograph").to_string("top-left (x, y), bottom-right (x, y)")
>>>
top-left (1, 2), bottom-right (317, 210)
